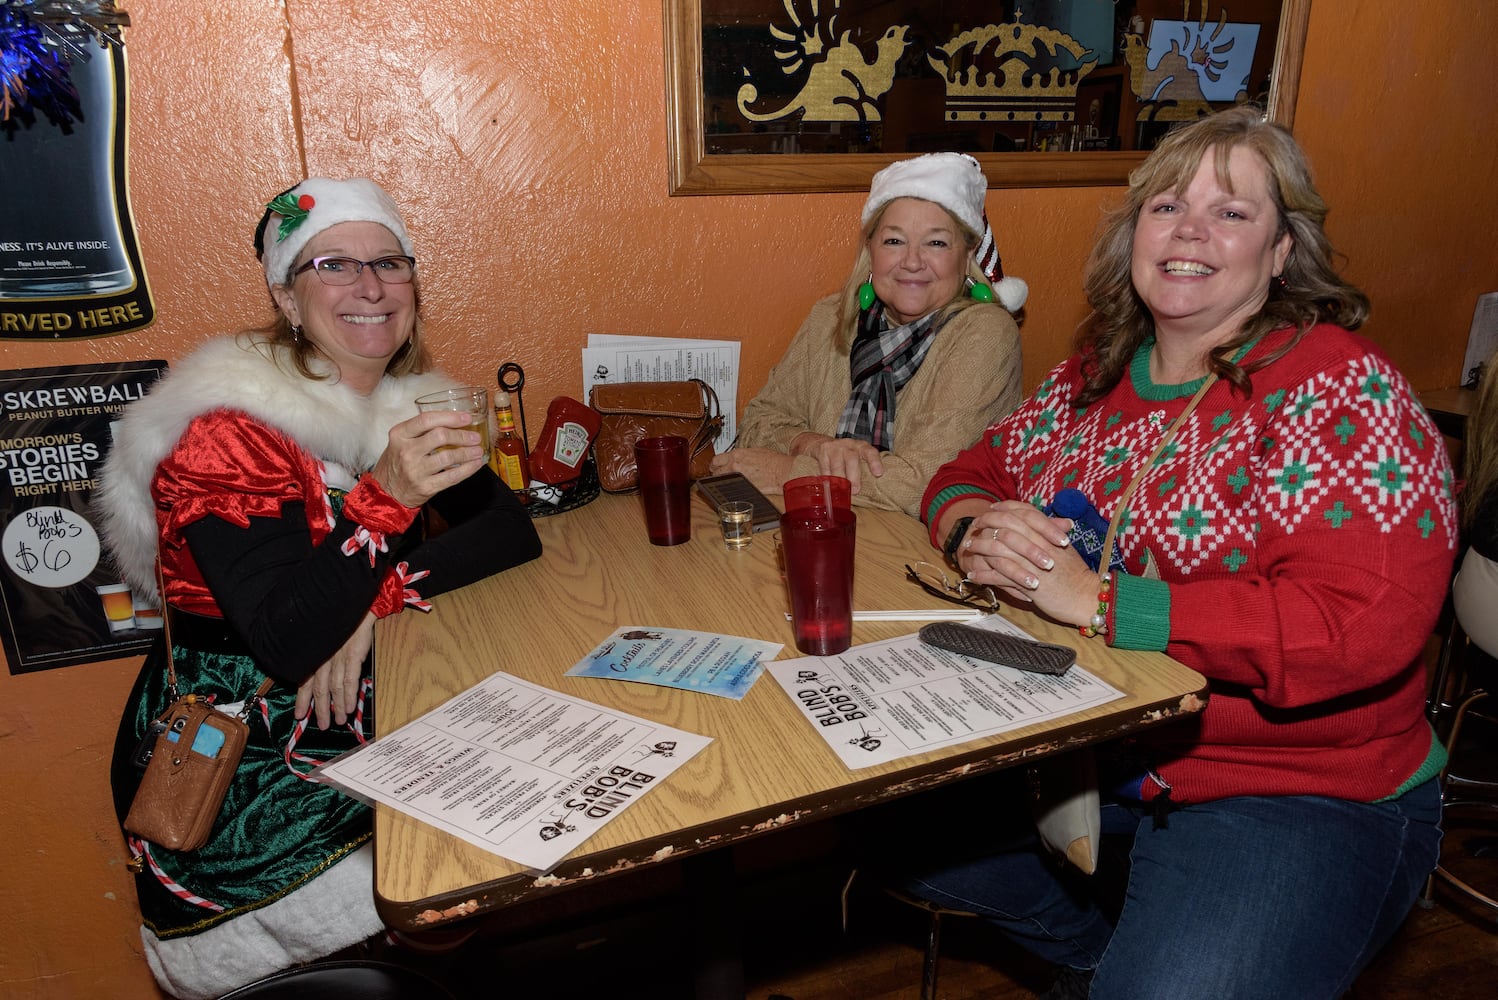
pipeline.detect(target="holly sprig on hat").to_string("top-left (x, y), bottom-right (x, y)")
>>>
top-left (266, 191), bottom-right (316, 241)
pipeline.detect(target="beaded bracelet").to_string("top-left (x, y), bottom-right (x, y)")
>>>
top-left (1079, 573), bottom-right (1113, 638)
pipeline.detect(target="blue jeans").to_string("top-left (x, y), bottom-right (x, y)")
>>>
top-left (877, 773), bottom-right (1442, 1000)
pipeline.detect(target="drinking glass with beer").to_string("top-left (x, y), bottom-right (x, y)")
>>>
top-left (415, 386), bottom-right (492, 465)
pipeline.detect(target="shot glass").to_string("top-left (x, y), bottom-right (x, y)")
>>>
top-left (131, 593), bottom-right (164, 630)
top-left (717, 500), bottom-right (754, 550)
top-left (96, 583), bottom-right (136, 632)
top-left (415, 386), bottom-right (492, 463)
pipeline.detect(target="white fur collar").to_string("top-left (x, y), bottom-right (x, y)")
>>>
top-left (95, 334), bottom-right (456, 598)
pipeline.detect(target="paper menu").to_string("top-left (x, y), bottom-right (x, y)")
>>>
top-left (315, 670), bottom-right (711, 872)
top-left (764, 616), bottom-right (1123, 770)
top-left (582, 334), bottom-right (740, 445)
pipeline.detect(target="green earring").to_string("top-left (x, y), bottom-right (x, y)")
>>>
top-left (858, 279), bottom-right (876, 310)
top-left (968, 279), bottom-right (994, 303)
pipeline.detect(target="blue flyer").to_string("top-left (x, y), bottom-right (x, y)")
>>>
top-left (565, 626), bottom-right (782, 700)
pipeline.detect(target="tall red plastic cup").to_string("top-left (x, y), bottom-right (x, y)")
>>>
top-left (635, 435), bottom-right (691, 546)
top-left (782, 475), bottom-right (852, 516)
top-left (781, 506), bottom-right (856, 655)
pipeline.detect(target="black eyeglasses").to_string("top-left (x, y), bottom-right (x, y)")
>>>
top-left (905, 561), bottom-right (1000, 612)
top-left (293, 255), bottom-right (416, 286)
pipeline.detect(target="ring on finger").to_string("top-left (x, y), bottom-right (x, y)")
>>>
top-left (990, 527), bottom-right (999, 540)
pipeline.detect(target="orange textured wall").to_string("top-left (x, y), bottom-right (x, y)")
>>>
top-left (2, 2), bottom-right (1495, 996)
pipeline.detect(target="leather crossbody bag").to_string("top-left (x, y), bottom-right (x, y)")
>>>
top-left (123, 571), bottom-right (272, 851)
top-left (588, 379), bottom-right (724, 493)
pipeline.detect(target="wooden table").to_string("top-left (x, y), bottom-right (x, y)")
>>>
top-left (372, 491), bottom-right (1208, 934)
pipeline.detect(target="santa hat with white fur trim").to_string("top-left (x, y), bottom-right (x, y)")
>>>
top-left (862, 152), bottom-right (1028, 312)
top-left (253, 177), bottom-right (415, 287)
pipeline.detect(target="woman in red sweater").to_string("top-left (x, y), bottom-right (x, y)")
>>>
top-left (903, 107), bottom-right (1455, 999)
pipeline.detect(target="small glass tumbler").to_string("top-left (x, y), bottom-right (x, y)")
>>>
top-left (415, 386), bottom-right (492, 464)
top-left (717, 500), bottom-right (754, 550)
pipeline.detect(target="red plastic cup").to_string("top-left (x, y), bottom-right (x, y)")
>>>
top-left (782, 475), bottom-right (852, 515)
top-left (781, 506), bottom-right (856, 655)
top-left (635, 435), bottom-right (691, 546)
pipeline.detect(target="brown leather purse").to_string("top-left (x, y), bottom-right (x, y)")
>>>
top-left (124, 574), bottom-right (272, 851)
top-left (588, 379), bottom-right (724, 493)
top-left (124, 689), bottom-right (260, 851)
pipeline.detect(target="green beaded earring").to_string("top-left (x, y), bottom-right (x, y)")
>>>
top-left (858, 276), bottom-right (876, 310)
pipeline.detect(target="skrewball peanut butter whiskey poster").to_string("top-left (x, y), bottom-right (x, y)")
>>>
top-left (0, 360), bottom-right (165, 672)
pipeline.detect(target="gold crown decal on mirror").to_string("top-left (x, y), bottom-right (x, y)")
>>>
top-left (928, 13), bottom-right (1099, 123)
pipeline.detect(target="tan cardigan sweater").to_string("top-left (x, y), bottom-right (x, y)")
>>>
top-left (736, 293), bottom-right (1022, 517)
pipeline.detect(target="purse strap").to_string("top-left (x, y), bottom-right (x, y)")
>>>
top-left (688, 378), bottom-right (725, 458)
top-left (155, 558), bottom-right (273, 721)
top-left (691, 378), bottom-right (721, 420)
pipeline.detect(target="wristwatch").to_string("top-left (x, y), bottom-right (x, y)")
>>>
top-left (942, 516), bottom-right (975, 564)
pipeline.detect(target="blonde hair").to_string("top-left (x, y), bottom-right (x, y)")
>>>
top-left (1075, 106), bottom-right (1369, 406)
top-left (1462, 349), bottom-right (1498, 536)
top-left (833, 199), bottom-right (992, 350)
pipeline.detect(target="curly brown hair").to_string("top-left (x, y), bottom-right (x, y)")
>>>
top-left (1075, 106), bottom-right (1369, 406)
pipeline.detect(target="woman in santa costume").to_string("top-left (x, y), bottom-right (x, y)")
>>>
top-left (99, 177), bottom-right (540, 998)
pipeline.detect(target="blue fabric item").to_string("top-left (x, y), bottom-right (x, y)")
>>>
top-left (1044, 488), bottom-right (1129, 575)
top-left (887, 777), bottom-right (1442, 999)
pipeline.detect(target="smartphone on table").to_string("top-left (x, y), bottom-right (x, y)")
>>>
top-left (696, 472), bottom-right (781, 532)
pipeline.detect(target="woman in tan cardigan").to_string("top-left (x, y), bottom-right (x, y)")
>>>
top-left (710, 152), bottom-right (1026, 517)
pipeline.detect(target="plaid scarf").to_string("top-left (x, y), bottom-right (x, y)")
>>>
top-left (834, 301), bottom-right (946, 450)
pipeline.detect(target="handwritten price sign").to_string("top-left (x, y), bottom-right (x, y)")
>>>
top-left (2, 505), bottom-right (100, 589)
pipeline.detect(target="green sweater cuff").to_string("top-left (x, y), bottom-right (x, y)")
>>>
top-left (1111, 574), bottom-right (1171, 651)
top-left (924, 484), bottom-right (996, 526)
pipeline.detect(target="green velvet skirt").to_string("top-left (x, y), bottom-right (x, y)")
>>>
top-left (111, 640), bottom-right (374, 939)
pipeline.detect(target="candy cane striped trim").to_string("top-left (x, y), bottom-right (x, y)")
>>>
top-left (280, 677), bottom-right (372, 781)
top-left (396, 561), bottom-right (432, 612)
top-left (340, 525), bottom-right (388, 567)
top-left (127, 835), bottom-right (224, 912)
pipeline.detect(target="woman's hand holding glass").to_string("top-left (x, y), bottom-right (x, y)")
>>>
top-left (370, 410), bottom-right (487, 508)
top-left (955, 501), bottom-right (1097, 629)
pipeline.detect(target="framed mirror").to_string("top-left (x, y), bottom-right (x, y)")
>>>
top-left (666, 0), bottom-right (1311, 195)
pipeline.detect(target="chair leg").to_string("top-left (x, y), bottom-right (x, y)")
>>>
top-left (1427, 688), bottom-right (1498, 919)
top-left (921, 910), bottom-right (942, 1000)
top-left (1429, 864), bottom-right (1498, 918)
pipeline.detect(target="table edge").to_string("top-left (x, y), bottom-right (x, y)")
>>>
top-left (374, 679), bottom-right (1208, 929)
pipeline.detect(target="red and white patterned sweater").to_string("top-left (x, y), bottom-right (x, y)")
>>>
top-left (923, 324), bottom-right (1457, 804)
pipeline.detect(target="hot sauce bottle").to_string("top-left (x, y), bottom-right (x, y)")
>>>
top-left (491, 390), bottom-right (531, 493)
